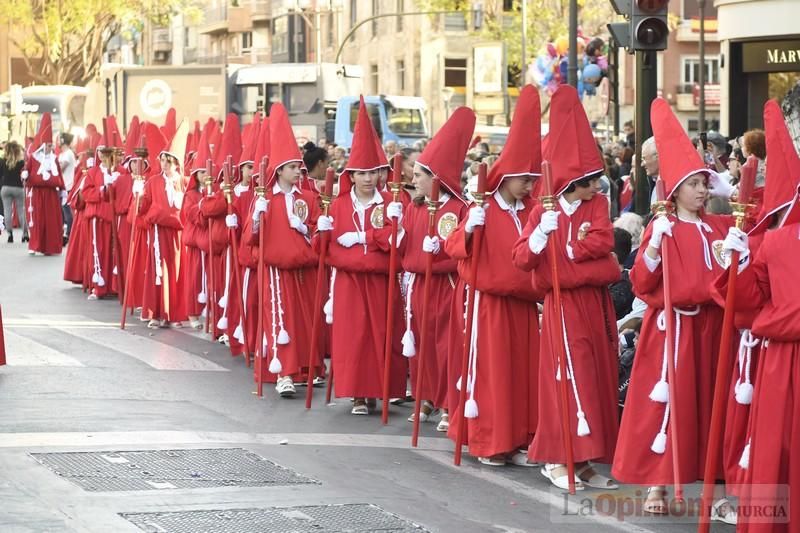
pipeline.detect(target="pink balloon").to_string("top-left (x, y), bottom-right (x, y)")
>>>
top-left (547, 43), bottom-right (557, 58)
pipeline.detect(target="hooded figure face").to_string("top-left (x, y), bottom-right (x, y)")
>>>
top-left (673, 172), bottom-right (709, 214)
top-left (412, 162), bottom-right (433, 198)
top-left (276, 161), bottom-right (302, 188)
top-left (502, 175), bottom-right (535, 200)
top-left (351, 169), bottom-right (380, 198)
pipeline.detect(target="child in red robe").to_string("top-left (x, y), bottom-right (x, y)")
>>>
top-left (23, 113), bottom-right (64, 256)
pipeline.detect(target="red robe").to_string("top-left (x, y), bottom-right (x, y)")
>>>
top-left (399, 194), bottom-right (467, 409)
top-left (721, 222), bottom-right (800, 533)
top-left (223, 182), bottom-right (254, 357)
top-left (513, 193), bottom-right (619, 465)
top-left (111, 167), bottom-right (134, 296)
top-left (445, 193), bottom-right (540, 458)
top-left (249, 185), bottom-right (324, 383)
top-left (238, 193), bottom-right (260, 363)
top-left (178, 183), bottom-right (205, 318)
top-left (612, 213), bottom-right (732, 484)
top-left (63, 168), bottom-right (90, 285)
top-left (138, 173), bottom-right (185, 323)
top-left (199, 184), bottom-right (229, 338)
top-left (321, 190), bottom-right (407, 399)
top-left (82, 164), bottom-right (122, 297)
top-left (125, 173), bottom-right (152, 310)
top-left (25, 148), bottom-right (64, 255)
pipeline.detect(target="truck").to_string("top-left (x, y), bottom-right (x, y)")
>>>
top-left (0, 85), bottom-right (89, 142)
top-left (91, 62), bottom-right (429, 148)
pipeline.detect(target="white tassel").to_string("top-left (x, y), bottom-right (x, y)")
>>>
top-left (738, 441), bottom-right (751, 469)
top-left (92, 272), bottom-right (100, 283)
top-left (464, 398), bottom-right (478, 418)
top-left (649, 380), bottom-right (670, 403)
top-left (97, 275), bottom-right (105, 287)
top-left (323, 298), bottom-right (333, 324)
top-left (277, 328), bottom-right (290, 345)
top-left (112, 265), bottom-right (118, 275)
top-left (218, 294), bottom-right (228, 308)
top-left (735, 382), bottom-right (753, 405)
top-left (455, 376), bottom-right (462, 391)
top-left (577, 411), bottom-right (591, 436)
top-left (198, 292), bottom-right (207, 304)
top-left (234, 323), bottom-right (244, 343)
top-left (651, 432), bottom-right (667, 454)
top-left (402, 329), bottom-right (416, 357)
top-left (269, 356), bottom-right (282, 374)
top-left (217, 316), bottom-right (228, 330)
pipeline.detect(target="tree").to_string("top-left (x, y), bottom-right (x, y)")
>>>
top-left (415, 0), bottom-right (615, 86)
top-left (0, 0), bottom-right (200, 86)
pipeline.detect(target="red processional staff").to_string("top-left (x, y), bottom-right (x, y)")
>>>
top-left (411, 176), bottom-right (441, 447)
top-left (254, 156), bottom-right (269, 396)
top-left (305, 167), bottom-right (336, 408)
top-left (381, 153), bottom-right (404, 424)
top-left (204, 158), bottom-right (216, 335)
top-left (454, 162), bottom-right (487, 465)
top-left (697, 157), bottom-right (757, 532)
top-left (541, 160), bottom-right (577, 494)
top-left (221, 155), bottom-right (251, 364)
top-left (120, 139), bottom-right (147, 330)
top-left (652, 177), bottom-right (684, 502)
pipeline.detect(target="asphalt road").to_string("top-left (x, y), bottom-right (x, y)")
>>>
top-left (0, 241), bottom-right (730, 533)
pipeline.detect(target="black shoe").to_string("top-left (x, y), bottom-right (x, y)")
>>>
top-left (21, 235), bottom-right (29, 243)
top-left (6, 233), bottom-right (12, 243)
top-left (63, 236), bottom-right (69, 246)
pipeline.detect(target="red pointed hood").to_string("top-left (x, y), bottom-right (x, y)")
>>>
top-left (266, 103), bottom-right (304, 187)
top-left (102, 115), bottom-right (124, 150)
top-left (240, 113), bottom-right (262, 167)
top-left (33, 113), bottom-right (53, 151)
top-left (338, 97), bottom-right (389, 197)
top-left (124, 116), bottom-right (141, 158)
top-left (191, 125), bottom-right (214, 178)
top-left (84, 123), bottom-right (101, 155)
top-left (486, 85), bottom-right (541, 193)
top-left (160, 107), bottom-right (177, 142)
top-left (215, 113), bottom-right (242, 175)
top-left (751, 100), bottom-right (800, 234)
top-left (252, 117), bottom-right (271, 180)
top-left (651, 97), bottom-right (710, 198)
top-left (206, 119), bottom-right (222, 161)
top-left (543, 85), bottom-right (604, 195)
top-left (416, 106), bottom-right (475, 200)
top-left (142, 121), bottom-right (167, 172)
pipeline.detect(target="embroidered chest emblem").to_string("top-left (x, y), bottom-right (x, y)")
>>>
top-left (711, 239), bottom-right (729, 268)
top-left (370, 205), bottom-right (385, 228)
top-left (293, 198), bottom-right (309, 222)
top-left (438, 212), bottom-right (459, 239)
top-left (577, 221), bottom-right (591, 241)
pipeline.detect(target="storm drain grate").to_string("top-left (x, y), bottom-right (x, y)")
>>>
top-left (120, 503), bottom-right (429, 533)
top-left (30, 448), bottom-right (318, 492)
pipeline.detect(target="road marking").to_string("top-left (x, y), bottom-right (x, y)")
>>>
top-left (3, 331), bottom-right (84, 367)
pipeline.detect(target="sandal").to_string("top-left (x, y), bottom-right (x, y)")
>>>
top-left (575, 463), bottom-right (619, 489)
top-left (710, 498), bottom-right (737, 525)
top-left (540, 463), bottom-right (584, 491)
top-left (643, 486), bottom-right (669, 515)
top-left (351, 399), bottom-right (369, 415)
top-left (436, 413), bottom-right (449, 432)
top-left (508, 451), bottom-right (538, 467)
top-left (407, 401), bottom-right (435, 422)
top-left (478, 455), bottom-right (507, 466)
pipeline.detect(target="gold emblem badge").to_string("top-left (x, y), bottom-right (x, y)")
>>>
top-left (711, 239), bottom-right (729, 268)
top-left (438, 212), bottom-right (459, 239)
top-left (293, 198), bottom-right (309, 222)
top-left (370, 205), bottom-right (385, 228)
top-left (577, 221), bottom-right (591, 241)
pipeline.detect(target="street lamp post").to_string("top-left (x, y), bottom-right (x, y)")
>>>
top-left (568, 0), bottom-right (578, 87)
top-left (698, 0), bottom-right (706, 132)
top-left (521, 0), bottom-right (527, 86)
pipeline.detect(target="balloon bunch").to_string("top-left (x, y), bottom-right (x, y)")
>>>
top-left (530, 33), bottom-right (609, 99)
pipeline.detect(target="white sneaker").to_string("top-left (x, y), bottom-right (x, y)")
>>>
top-left (276, 376), bottom-right (296, 398)
top-left (711, 498), bottom-right (738, 525)
top-left (218, 334), bottom-right (229, 346)
top-left (436, 413), bottom-right (450, 432)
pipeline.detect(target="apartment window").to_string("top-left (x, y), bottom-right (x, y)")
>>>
top-left (350, 0), bottom-right (357, 41)
top-left (503, 0), bottom-right (514, 11)
top-left (444, 57), bottom-right (467, 87)
top-left (326, 11), bottom-right (335, 47)
top-left (681, 56), bottom-right (720, 90)
top-left (397, 60), bottom-right (405, 91)
top-left (396, 0), bottom-right (403, 31)
top-left (242, 31), bottom-right (253, 51)
top-left (371, 63), bottom-right (379, 93)
top-left (371, 0), bottom-right (379, 38)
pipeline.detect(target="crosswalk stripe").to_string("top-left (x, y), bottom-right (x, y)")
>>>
top-left (3, 331), bottom-right (84, 367)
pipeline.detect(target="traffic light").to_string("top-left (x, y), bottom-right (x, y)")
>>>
top-left (607, 0), bottom-right (669, 52)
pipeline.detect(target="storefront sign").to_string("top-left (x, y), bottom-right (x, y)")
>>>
top-left (743, 39), bottom-right (800, 73)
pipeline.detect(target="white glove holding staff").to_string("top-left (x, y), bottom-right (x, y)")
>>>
top-left (465, 205), bottom-right (486, 234)
top-left (422, 235), bottom-right (441, 254)
top-left (337, 231), bottom-right (366, 248)
top-left (648, 217), bottom-right (673, 250)
top-left (317, 215), bottom-right (333, 232)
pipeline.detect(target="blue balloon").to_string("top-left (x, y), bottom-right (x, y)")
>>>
top-left (582, 63), bottom-right (602, 86)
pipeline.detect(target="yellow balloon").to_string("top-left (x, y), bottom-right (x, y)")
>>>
top-left (555, 36), bottom-right (569, 56)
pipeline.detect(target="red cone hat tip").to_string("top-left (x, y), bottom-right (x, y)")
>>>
top-left (417, 106), bottom-right (476, 200)
top-left (338, 96), bottom-right (389, 196)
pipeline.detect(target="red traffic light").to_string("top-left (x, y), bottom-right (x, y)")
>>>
top-left (637, 0), bottom-right (668, 13)
top-left (636, 18), bottom-right (669, 45)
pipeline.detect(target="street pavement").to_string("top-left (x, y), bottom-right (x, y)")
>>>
top-left (0, 241), bottom-right (730, 533)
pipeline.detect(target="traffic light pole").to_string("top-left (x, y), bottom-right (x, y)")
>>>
top-left (698, 0), bottom-right (706, 132)
top-left (634, 50), bottom-right (658, 216)
top-left (568, 0), bottom-right (578, 87)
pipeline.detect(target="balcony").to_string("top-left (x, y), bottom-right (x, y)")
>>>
top-left (229, 47), bottom-right (272, 65)
top-left (196, 51), bottom-right (227, 65)
top-left (201, 4), bottom-right (229, 34)
top-left (183, 47), bottom-right (198, 64)
top-left (252, 0), bottom-right (271, 22)
top-left (151, 28), bottom-right (172, 53)
top-left (675, 83), bottom-right (721, 111)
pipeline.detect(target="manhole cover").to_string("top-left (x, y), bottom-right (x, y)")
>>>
top-left (120, 504), bottom-right (429, 532)
top-left (30, 448), bottom-right (317, 492)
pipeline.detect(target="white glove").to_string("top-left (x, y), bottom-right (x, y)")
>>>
top-left (288, 214), bottom-right (308, 235)
top-left (648, 216), bottom-right (673, 250)
top-left (422, 235), bottom-right (441, 254)
top-left (465, 206), bottom-right (486, 233)
top-left (708, 171), bottom-right (735, 199)
top-left (225, 214), bottom-right (238, 228)
top-left (386, 201), bottom-right (404, 221)
top-left (86, 157), bottom-right (95, 169)
top-left (132, 180), bottom-right (145, 196)
top-left (21, 170), bottom-right (28, 180)
top-left (317, 215), bottom-right (333, 232)
top-left (252, 197), bottom-right (268, 220)
top-left (337, 231), bottom-right (366, 248)
top-left (722, 227), bottom-right (749, 255)
top-left (538, 210), bottom-right (559, 235)
top-left (103, 172), bottom-right (118, 186)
